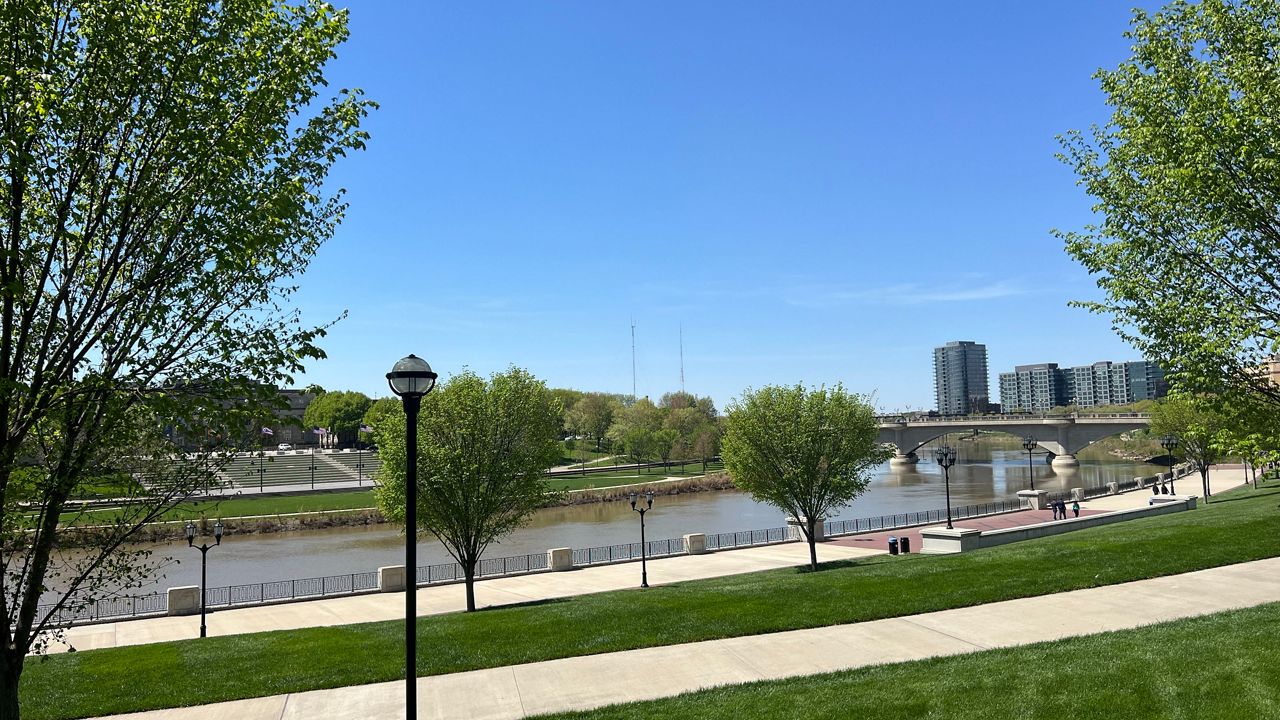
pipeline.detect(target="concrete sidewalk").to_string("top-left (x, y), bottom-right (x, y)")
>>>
top-left (92, 555), bottom-right (1280, 720)
top-left (52, 466), bottom-right (1249, 654)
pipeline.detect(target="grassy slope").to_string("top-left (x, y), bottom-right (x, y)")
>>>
top-left (58, 490), bottom-right (380, 525)
top-left (21, 485), bottom-right (1280, 719)
top-left (543, 602), bottom-right (1280, 720)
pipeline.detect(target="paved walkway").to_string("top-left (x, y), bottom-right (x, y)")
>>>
top-left (52, 466), bottom-right (1249, 654)
top-left (93, 556), bottom-right (1280, 720)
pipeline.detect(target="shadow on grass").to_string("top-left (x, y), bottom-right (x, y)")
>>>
top-left (1199, 487), bottom-right (1280, 506)
top-left (795, 555), bottom-right (902, 573)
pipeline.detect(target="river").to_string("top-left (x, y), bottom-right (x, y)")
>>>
top-left (113, 435), bottom-right (1160, 595)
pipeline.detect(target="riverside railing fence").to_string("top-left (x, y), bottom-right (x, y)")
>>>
top-left (34, 485), bottom-right (1127, 628)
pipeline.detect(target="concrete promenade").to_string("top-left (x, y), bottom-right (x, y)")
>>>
top-left (52, 466), bottom-right (1249, 654)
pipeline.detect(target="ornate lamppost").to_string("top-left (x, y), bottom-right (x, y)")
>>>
top-left (629, 491), bottom-right (655, 588)
top-left (1022, 435), bottom-right (1037, 491)
top-left (935, 445), bottom-right (957, 529)
top-left (1161, 434), bottom-right (1179, 494)
top-left (185, 520), bottom-right (223, 638)
top-left (387, 354), bottom-right (438, 720)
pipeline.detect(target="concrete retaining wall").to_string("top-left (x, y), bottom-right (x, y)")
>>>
top-left (921, 496), bottom-right (1197, 554)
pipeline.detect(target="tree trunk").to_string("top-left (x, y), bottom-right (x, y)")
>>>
top-left (806, 518), bottom-right (818, 570)
top-left (0, 649), bottom-right (24, 720)
top-left (464, 566), bottom-right (477, 612)
top-left (1201, 467), bottom-right (1211, 502)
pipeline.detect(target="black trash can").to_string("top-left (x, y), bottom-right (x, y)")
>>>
top-left (900, 536), bottom-right (911, 554)
top-left (888, 536), bottom-right (899, 555)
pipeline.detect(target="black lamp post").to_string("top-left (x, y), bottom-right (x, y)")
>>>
top-left (386, 354), bottom-right (438, 720)
top-left (185, 520), bottom-right (223, 638)
top-left (1022, 435), bottom-right (1037, 491)
top-left (1161, 434), bottom-right (1179, 494)
top-left (935, 445), bottom-right (957, 529)
top-left (629, 490), bottom-right (654, 588)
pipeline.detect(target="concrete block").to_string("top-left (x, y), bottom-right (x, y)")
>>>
top-left (378, 565), bottom-right (406, 592)
top-left (920, 527), bottom-right (983, 554)
top-left (167, 585), bottom-right (199, 616)
top-left (683, 533), bottom-right (707, 555)
top-left (1107, 481), bottom-right (1119, 495)
top-left (786, 517), bottom-right (825, 542)
top-left (1017, 489), bottom-right (1049, 510)
top-left (548, 547), bottom-right (573, 571)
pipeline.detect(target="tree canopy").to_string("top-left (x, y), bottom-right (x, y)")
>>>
top-left (374, 368), bottom-right (561, 611)
top-left (0, 0), bottom-right (370, 712)
top-left (721, 384), bottom-right (890, 569)
top-left (1059, 0), bottom-right (1280, 409)
top-left (303, 390), bottom-right (372, 447)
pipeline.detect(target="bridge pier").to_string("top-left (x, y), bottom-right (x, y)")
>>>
top-left (1051, 453), bottom-right (1080, 469)
top-left (889, 451), bottom-right (919, 467)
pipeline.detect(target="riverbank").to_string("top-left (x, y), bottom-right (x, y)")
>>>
top-left (65, 471), bottom-right (739, 542)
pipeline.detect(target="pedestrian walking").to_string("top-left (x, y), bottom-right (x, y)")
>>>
top-left (1051, 501), bottom-right (1060, 520)
top-left (1071, 500), bottom-right (1080, 518)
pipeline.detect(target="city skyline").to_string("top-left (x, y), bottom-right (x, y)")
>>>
top-left (287, 1), bottom-right (1166, 410)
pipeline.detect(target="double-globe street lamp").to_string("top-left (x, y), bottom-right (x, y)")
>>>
top-left (934, 445), bottom-right (957, 530)
top-left (1022, 435), bottom-right (1038, 491)
top-left (629, 491), bottom-right (655, 588)
top-left (1161, 434), bottom-right (1180, 494)
top-left (387, 354), bottom-right (439, 720)
top-left (185, 520), bottom-right (223, 639)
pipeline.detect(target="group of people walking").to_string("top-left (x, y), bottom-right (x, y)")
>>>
top-left (1050, 499), bottom-right (1080, 520)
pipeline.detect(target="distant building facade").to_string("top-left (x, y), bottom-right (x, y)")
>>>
top-left (998, 360), bottom-right (1166, 413)
top-left (998, 363), bottom-right (1065, 413)
top-left (934, 341), bottom-right (989, 415)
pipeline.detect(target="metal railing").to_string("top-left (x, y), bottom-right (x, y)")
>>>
top-left (825, 498), bottom-right (1026, 537)
top-left (572, 537), bottom-right (687, 566)
top-left (35, 592), bottom-right (167, 626)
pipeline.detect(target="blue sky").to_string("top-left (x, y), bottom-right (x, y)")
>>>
top-left (292, 1), bottom-right (1160, 412)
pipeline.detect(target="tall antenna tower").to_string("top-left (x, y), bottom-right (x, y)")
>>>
top-left (679, 324), bottom-right (685, 394)
top-left (630, 318), bottom-right (637, 403)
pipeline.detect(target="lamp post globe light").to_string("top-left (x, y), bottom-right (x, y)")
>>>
top-left (1022, 435), bottom-right (1037, 491)
top-left (1161, 434), bottom-right (1180, 494)
top-left (629, 491), bottom-right (654, 588)
top-left (386, 354), bottom-right (438, 720)
top-left (185, 520), bottom-right (223, 639)
top-left (934, 445), bottom-right (957, 530)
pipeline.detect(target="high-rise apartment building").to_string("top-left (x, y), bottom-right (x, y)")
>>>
top-left (998, 359), bottom-right (1166, 412)
top-left (998, 363), bottom-right (1065, 413)
top-left (934, 341), bottom-right (989, 415)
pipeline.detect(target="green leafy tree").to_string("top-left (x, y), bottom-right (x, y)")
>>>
top-left (1059, 0), bottom-right (1280, 410)
top-left (692, 423), bottom-right (721, 473)
top-left (303, 390), bottom-right (371, 448)
top-left (374, 368), bottom-right (561, 612)
top-left (566, 393), bottom-right (618, 452)
top-left (722, 384), bottom-right (891, 570)
top-left (362, 397), bottom-right (402, 439)
top-left (0, 1), bottom-right (370, 713)
top-left (1149, 394), bottom-right (1231, 500)
top-left (619, 427), bottom-right (658, 476)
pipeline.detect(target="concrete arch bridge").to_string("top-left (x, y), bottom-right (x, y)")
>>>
top-left (876, 414), bottom-right (1151, 469)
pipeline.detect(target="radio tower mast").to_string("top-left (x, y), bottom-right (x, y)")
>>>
top-left (679, 324), bottom-right (685, 394)
top-left (630, 318), bottom-right (637, 403)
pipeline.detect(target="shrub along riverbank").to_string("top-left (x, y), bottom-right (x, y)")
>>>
top-left (21, 484), bottom-right (1280, 720)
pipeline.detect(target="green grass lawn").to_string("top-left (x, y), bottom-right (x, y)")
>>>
top-left (21, 485), bottom-right (1280, 720)
top-left (548, 462), bottom-right (724, 491)
top-left (541, 601), bottom-right (1280, 720)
